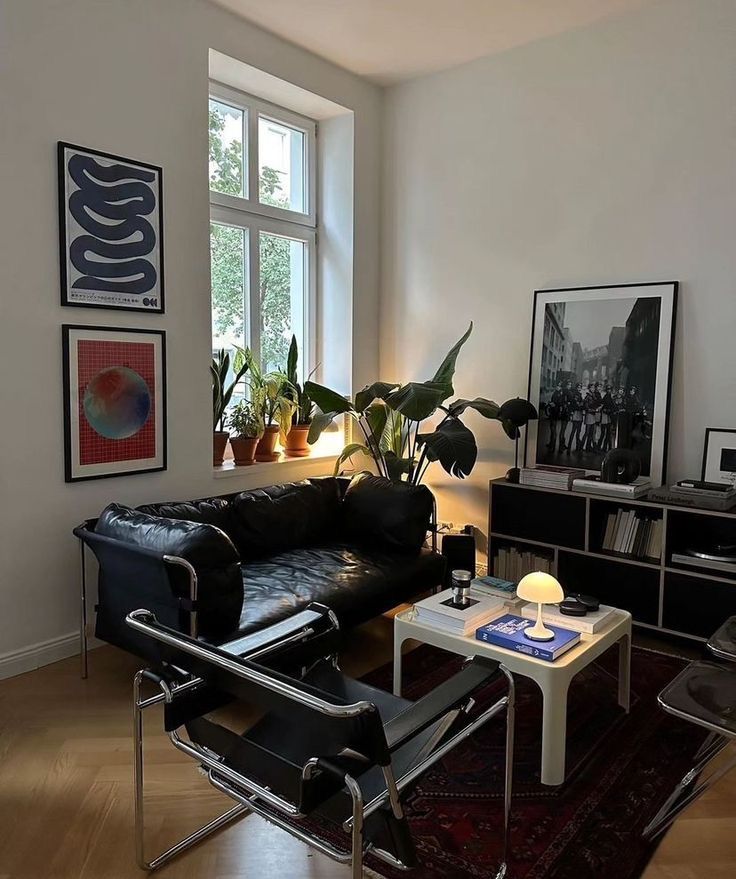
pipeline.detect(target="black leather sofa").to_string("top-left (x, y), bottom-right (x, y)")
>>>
top-left (75, 475), bottom-right (445, 662)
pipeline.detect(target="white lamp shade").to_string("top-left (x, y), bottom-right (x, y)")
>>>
top-left (517, 571), bottom-right (564, 604)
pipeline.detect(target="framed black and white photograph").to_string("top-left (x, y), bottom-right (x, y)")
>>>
top-left (62, 324), bottom-right (167, 482)
top-left (525, 282), bottom-right (678, 484)
top-left (58, 142), bottom-right (164, 313)
top-left (701, 428), bottom-right (736, 487)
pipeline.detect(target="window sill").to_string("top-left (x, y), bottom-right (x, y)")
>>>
top-left (213, 435), bottom-right (344, 480)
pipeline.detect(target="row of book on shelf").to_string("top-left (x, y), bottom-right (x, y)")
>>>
top-left (601, 508), bottom-right (662, 560)
top-left (413, 575), bottom-right (618, 662)
top-left (493, 546), bottom-right (553, 581)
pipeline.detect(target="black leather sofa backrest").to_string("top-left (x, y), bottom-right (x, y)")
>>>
top-left (95, 503), bottom-right (243, 637)
top-left (341, 474), bottom-right (435, 554)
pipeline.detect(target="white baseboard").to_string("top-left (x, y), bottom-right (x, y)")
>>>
top-left (0, 632), bottom-right (102, 681)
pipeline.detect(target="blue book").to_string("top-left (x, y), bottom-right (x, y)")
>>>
top-left (475, 614), bottom-right (580, 661)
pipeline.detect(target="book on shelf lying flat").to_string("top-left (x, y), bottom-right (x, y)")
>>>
top-left (476, 614), bottom-right (580, 661)
top-left (671, 553), bottom-right (736, 574)
top-left (493, 546), bottom-right (553, 582)
top-left (600, 508), bottom-right (662, 560)
top-left (414, 589), bottom-right (505, 635)
top-left (470, 575), bottom-right (524, 608)
top-left (648, 488), bottom-right (736, 512)
top-left (520, 602), bottom-right (617, 634)
top-left (520, 466), bottom-right (585, 491)
top-left (671, 484), bottom-right (736, 500)
top-left (572, 476), bottom-right (652, 498)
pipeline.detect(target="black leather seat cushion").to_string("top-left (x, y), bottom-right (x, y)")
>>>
top-left (228, 544), bottom-right (445, 639)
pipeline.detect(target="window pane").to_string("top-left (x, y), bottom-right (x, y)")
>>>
top-left (211, 222), bottom-right (248, 402)
top-left (209, 99), bottom-right (245, 198)
top-left (259, 232), bottom-right (306, 374)
top-left (258, 116), bottom-right (306, 214)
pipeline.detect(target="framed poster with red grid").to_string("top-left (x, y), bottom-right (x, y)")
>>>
top-left (62, 325), bottom-right (166, 482)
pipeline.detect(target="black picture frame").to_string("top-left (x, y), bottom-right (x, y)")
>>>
top-left (701, 428), bottom-right (736, 486)
top-left (62, 324), bottom-right (167, 482)
top-left (58, 141), bottom-right (165, 313)
top-left (524, 281), bottom-right (678, 485)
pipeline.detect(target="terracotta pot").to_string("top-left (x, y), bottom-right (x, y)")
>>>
top-left (213, 431), bottom-right (229, 466)
top-left (283, 424), bottom-right (311, 458)
top-left (230, 435), bottom-right (259, 466)
top-left (255, 424), bottom-right (280, 462)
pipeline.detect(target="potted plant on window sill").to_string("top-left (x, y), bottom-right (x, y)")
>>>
top-left (249, 356), bottom-right (296, 462)
top-left (211, 347), bottom-right (249, 466)
top-left (227, 400), bottom-right (263, 465)
top-left (283, 335), bottom-right (315, 458)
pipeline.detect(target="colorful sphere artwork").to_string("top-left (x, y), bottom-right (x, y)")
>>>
top-left (83, 366), bottom-right (151, 440)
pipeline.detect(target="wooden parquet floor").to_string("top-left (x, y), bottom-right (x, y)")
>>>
top-left (0, 618), bottom-right (734, 879)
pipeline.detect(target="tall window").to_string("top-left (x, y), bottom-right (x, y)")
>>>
top-left (208, 83), bottom-right (316, 379)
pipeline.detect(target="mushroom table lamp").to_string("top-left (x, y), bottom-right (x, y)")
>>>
top-left (516, 571), bottom-right (564, 641)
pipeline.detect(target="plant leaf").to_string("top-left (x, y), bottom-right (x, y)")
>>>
top-left (307, 410), bottom-right (337, 444)
top-left (332, 442), bottom-right (371, 475)
top-left (363, 402), bottom-right (388, 450)
top-left (304, 381), bottom-right (354, 415)
top-left (417, 417), bottom-right (478, 479)
top-left (448, 397), bottom-right (500, 419)
top-left (384, 450), bottom-right (414, 482)
top-left (386, 381), bottom-right (449, 422)
top-left (430, 322), bottom-right (473, 399)
top-left (286, 334), bottom-right (298, 384)
top-left (380, 409), bottom-right (404, 456)
top-left (355, 382), bottom-right (400, 413)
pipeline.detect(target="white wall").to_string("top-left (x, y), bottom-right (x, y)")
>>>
top-left (381, 0), bottom-right (736, 556)
top-left (0, 0), bottom-right (382, 668)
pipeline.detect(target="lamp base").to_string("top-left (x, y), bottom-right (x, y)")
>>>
top-left (523, 622), bottom-right (555, 642)
top-left (505, 467), bottom-right (520, 483)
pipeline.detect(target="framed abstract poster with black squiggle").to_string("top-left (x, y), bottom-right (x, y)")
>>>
top-left (58, 142), bottom-right (164, 313)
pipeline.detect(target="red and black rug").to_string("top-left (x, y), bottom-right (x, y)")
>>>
top-left (352, 644), bottom-right (705, 879)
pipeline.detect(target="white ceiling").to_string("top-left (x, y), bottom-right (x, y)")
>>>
top-left (212, 0), bottom-right (652, 85)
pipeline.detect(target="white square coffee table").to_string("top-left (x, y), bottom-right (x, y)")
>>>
top-left (393, 606), bottom-right (632, 786)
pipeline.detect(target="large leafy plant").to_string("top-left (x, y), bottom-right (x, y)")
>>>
top-left (211, 347), bottom-right (249, 432)
top-left (306, 323), bottom-right (501, 484)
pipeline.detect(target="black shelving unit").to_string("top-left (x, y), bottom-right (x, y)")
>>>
top-left (489, 478), bottom-right (736, 642)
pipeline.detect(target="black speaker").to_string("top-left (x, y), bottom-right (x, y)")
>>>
top-left (441, 533), bottom-right (476, 588)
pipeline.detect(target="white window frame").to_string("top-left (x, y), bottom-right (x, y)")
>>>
top-left (209, 81), bottom-right (317, 377)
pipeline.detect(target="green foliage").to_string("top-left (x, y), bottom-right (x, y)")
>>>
top-left (211, 347), bottom-right (249, 432)
top-left (247, 352), bottom-right (296, 439)
top-left (209, 105), bottom-right (294, 375)
top-left (227, 399), bottom-right (263, 438)
top-left (285, 335), bottom-right (314, 425)
top-left (305, 323), bottom-right (506, 484)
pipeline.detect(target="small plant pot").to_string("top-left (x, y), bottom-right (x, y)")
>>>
top-left (230, 435), bottom-right (259, 466)
top-left (213, 431), bottom-right (229, 466)
top-left (283, 424), bottom-right (311, 458)
top-left (255, 424), bottom-right (281, 462)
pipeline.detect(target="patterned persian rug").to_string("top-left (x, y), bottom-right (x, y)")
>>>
top-left (344, 644), bottom-right (705, 878)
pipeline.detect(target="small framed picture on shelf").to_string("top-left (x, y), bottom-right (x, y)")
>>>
top-left (701, 428), bottom-right (736, 487)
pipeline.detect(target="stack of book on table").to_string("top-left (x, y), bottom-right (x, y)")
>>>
top-left (648, 480), bottom-right (736, 512)
top-left (519, 602), bottom-right (617, 634)
top-left (494, 547), bottom-right (553, 581)
top-left (470, 575), bottom-right (524, 609)
top-left (476, 614), bottom-right (580, 662)
top-left (414, 589), bottom-right (505, 636)
top-left (572, 476), bottom-right (652, 499)
top-left (600, 508), bottom-right (663, 560)
top-left (520, 465), bottom-right (585, 491)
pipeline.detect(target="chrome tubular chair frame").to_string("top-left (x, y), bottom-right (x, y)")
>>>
top-left (127, 608), bottom-right (515, 878)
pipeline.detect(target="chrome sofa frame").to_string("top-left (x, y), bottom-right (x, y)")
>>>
top-left (127, 607), bottom-right (515, 878)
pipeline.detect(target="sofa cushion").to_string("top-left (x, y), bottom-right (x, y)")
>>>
top-left (229, 478), bottom-right (341, 560)
top-left (228, 545), bottom-right (445, 639)
top-left (136, 497), bottom-right (232, 531)
top-left (95, 503), bottom-right (243, 637)
top-left (341, 474), bottom-right (434, 554)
